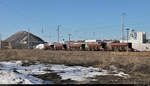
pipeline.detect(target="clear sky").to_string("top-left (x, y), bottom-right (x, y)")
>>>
top-left (0, 0), bottom-right (150, 42)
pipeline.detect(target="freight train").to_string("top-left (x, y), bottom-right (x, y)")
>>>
top-left (43, 42), bottom-right (133, 51)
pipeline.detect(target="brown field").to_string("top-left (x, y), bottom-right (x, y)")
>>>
top-left (0, 49), bottom-right (150, 84)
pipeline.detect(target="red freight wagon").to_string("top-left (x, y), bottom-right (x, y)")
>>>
top-left (44, 44), bottom-right (54, 50)
top-left (69, 44), bottom-right (85, 50)
top-left (86, 43), bottom-right (103, 51)
top-left (54, 44), bottom-right (67, 50)
top-left (107, 43), bottom-right (132, 51)
top-left (44, 44), bottom-right (50, 50)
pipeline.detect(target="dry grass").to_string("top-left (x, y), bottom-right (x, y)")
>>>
top-left (0, 49), bottom-right (150, 73)
top-left (1, 49), bottom-right (150, 84)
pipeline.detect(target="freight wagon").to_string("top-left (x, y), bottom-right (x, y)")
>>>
top-left (85, 43), bottom-right (104, 51)
top-left (44, 44), bottom-right (54, 50)
top-left (43, 42), bottom-right (133, 52)
top-left (68, 44), bottom-right (85, 51)
top-left (107, 43), bottom-right (132, 51)
top-left (54, 44), bottom-right (67, 50)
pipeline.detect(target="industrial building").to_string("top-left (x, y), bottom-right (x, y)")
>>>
top-left (121, 29), bottom-right (150, 51)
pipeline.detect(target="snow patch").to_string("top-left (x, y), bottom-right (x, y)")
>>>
top-left (50, 64), bottom-right (129, 81)
top-left (35, 44), bottom-right (45, 49)
top-left (0, 61), bottom-right (53, 84)
top-left (114, 72), bottom-right (130, 78)
top-left (0, 61), bottom-right (50, 75)
top-left (0, 61), bottom-right (130, 83)
top-left (0, 70), bottom-right (52, 84)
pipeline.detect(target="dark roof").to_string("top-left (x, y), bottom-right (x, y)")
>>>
top-left (5, 31), bottom-right (44, 44)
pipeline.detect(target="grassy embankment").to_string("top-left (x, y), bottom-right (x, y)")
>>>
top-left (0, 49), bottom-right (150, 83)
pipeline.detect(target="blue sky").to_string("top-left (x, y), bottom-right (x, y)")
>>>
top-left (0, 0), bottom-right (150, 42)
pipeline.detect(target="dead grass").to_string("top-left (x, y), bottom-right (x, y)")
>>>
top-left (0, 49), bottom-right (150, 73)
top-left (1, 49), bottom-right (150, 83)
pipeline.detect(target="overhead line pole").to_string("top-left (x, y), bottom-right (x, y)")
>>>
top-left (122, 13), bottom-right (126, 42)
top-left (57, 25), bottom-right (61, 43)
top-left (126, 28), bottom-right (130, 52)
top-left (68, 34), bottom-right (72, 49)
top-left (68, 34), bottom-right (72, 43)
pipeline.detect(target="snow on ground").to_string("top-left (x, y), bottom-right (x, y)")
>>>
top-left (50, 64), bottom-right (129, 81)
top-left (0, 61), bottom-right (130, 84)
top-left (0, 61), bottom-right (53, 84)
top-left (0, 61), bottom-right (50, 75)
top-left (35, 44), bottom-right (45, 49)
top-left (0, 70), bottom-right (52, 84)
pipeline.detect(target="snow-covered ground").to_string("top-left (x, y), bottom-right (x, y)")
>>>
top-left (0, 61), bottom-right (129, 84)
top-left (35, 44), bottom-right (45, 50)
top-left (0, 61), bottom-right (53, 84)
top-left (0, 70), bottom-right (51, 84)
top-left (50, 64), bottom-right (129, 81)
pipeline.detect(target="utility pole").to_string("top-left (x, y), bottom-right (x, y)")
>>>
top-left (27, 28), bottom-right (30, 49)
top-left (57, 25), bottom-right (61, 43)
top-left (68, 34), bottom-right (72, 43)
top-left (126, 28), bottom-right (130, 52)
top-left (122, 13), bottom-right (126, 42)
top-left (68, 34), bottom-right (72, 49)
